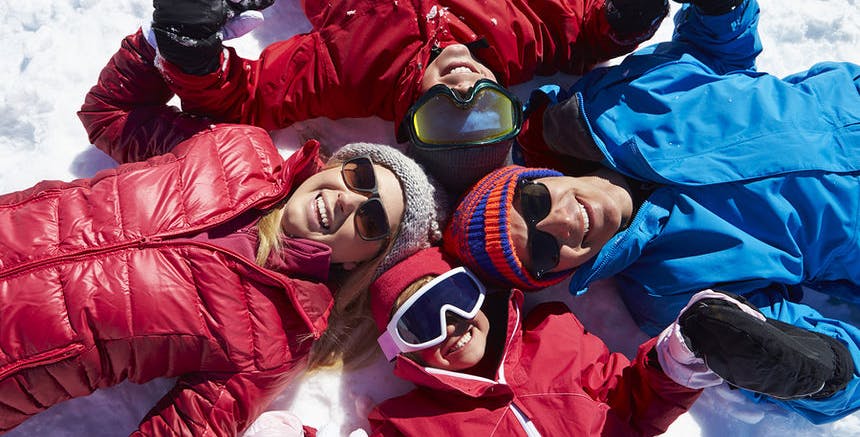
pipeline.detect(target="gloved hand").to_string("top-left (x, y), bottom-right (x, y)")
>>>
top-left (605, 0), bottom-right (669, 40)
top-left (657, 289), bottom-right (853, 399)
top-left (152, 0), bottom-right (274, 75)
top-left (672, 0), bottom-right (744, 15)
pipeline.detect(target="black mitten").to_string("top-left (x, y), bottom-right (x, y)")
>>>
top-left (605, 0), bottom-right (669, 39)
top-left (672, 0), bottom-right (744, 15)
top-left (152, 0), bottom-right (228, 75)
top-left (679, 294), bottom-right (853, 399)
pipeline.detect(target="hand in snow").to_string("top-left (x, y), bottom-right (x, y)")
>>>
top-left (657, 289), bottom-right (853, 399)
top-left (151, 0), bottom-right (275, 74)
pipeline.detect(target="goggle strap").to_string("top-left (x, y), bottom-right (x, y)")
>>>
top-left (377, 331), bottom-right (401, 361)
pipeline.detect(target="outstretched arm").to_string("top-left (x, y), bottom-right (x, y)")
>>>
top-left (77, 30), bottom-right (211, 164)
top-left (671, 0), bottom-right (762, 73)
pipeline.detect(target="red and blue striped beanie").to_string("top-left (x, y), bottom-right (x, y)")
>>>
top-left (443, 165), bottom-right (568, 291)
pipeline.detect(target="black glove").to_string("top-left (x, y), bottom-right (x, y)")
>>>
top-left (673, 0), bottom-right (744, 15)
top-left (605, 0), bottom-right (669, 39)
top-left (152, 0), bottom-right (274, 75)
top-left (679, 293), bottom-right (853, 399)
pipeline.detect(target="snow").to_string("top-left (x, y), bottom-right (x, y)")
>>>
top-left (2, 0), bottom-right (859, 435)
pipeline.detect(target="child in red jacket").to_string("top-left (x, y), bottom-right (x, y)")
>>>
top-left (140, 0), bottom-right (668, 194)
top-left (365, 247), bottom-right (848, 436)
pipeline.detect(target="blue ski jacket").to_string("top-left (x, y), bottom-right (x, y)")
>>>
top-left (526, 0), bottom-right (860, 423)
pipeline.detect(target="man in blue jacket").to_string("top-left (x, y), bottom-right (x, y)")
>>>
top-left (444, 0), bottom-right (860, 424)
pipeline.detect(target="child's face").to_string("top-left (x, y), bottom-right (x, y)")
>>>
top-left (413, 309), bottom-right (490, 371)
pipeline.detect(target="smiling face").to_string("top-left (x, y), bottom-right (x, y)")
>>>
top-left (413, 309), bottom-right (490, 371)
top-left (281, 163), bottom-right (405, 266)
top-left (509, 169), bottom-right (635, 275)
top-left (420, 44), bottom-right (498, 96)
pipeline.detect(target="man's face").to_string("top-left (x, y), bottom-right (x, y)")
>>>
top-left (420, 44), bottom-right (498, 95)
top-left (508, 171), bottom-right (635, 276)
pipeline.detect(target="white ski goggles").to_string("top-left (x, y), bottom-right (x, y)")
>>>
top-left (378, 267), bottom-right (486, 361)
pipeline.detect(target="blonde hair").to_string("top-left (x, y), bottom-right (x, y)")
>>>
top-left (306, 224), bottom-right (402, 371)
top-left (256, 206), bottom-right (286, 266)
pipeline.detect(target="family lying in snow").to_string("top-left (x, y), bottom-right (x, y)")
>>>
top-left (1, 0), bottom-right (859, 435)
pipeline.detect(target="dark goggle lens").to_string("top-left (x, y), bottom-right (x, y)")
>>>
top-left (355, 197), bottom-right (390, 241)
top-left (411, 85), bottom-right (519, 146)
top-left (518, 181), bottom-right (560, 278)
top-left (341, 156), bottom-right (377, 193)
top-left (396, 271), bottom-right (484, 345)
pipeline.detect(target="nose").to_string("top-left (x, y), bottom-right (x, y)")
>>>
top-left (446, 313), bottom-right (470, 335)
top-left (335, 189), bottom-right (368, 218)
top-left (449, 83), bottom-right (473, 99)
top-left (535, 209), bottom-right (575, 242)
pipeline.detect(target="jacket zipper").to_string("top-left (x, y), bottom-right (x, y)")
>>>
top-left (0, 236), bottom-right (325, 337)
top-left (0, 237), bottom-right (161, 280)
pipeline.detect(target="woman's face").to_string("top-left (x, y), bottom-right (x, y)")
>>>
top-left (420, 44), bottom-right (498, 95)
top-left (281, 163), bottom-right (405, 267)
top-left (508, 170), bottom-right (634, 275)
top-left (414, 309), bottom-right (490, 371)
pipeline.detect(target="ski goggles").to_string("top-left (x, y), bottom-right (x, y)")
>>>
top-left (341, 155), bottom-right (390, 241)
top-left (378, 267), bottom-right (487, 361)
top-left (516, 179), bottom-right (560, 278)
top-left (402, 79), bottom-right (523, 149)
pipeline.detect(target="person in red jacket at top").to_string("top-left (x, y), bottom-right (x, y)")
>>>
top-left (140, 0), bottom-right (668, 194)
top-left (0, 32), bottom-right (448, 437)
top-left (362, 247), bottom-right (849, 436)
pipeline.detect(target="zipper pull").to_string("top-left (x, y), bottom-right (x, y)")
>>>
top-left (138, 236), bottom-right (163, 248)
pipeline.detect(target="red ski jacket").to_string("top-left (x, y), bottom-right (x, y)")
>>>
top-left (0, 123), bottom-right (334, 436)
top-left (157, 0), bottom-right (657, 136)
top-left (368, 291), bottom-right (700, 436)
top-left (1, 31), bottom-right (333, 436)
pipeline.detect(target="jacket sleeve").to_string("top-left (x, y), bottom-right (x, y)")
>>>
top-left (132, 366), bottom-right (303, 437)
top-left (672, 0), bottom-right (761, 73)
top-left (526, 303), bottom-right (700, 437)
top-left (158, 33), bottom-right (353, 132)
top-left (532, 0), bottom-right (667, 74)
top-left (78, 29), bottom-right (211, 164)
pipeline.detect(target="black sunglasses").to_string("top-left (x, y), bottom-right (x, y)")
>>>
top-left (341, 156), bottom-right (391, 241)
top-left (516, 179), bottom-right (560, 278)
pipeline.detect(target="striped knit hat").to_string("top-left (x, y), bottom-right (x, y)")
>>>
top-left (443, 165), bottom-right (568, 291)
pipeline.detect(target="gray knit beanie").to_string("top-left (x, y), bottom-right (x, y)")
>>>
top-left (330, 143), bottom-right (449, 277)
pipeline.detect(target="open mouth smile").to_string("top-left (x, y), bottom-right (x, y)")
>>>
top-left (314, 193), bottom-right (330, 231)
top-left (445, 326), bottom-right (473, 356)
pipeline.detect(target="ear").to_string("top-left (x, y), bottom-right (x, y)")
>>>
top-left (340, 261), bottom-right (359, 271)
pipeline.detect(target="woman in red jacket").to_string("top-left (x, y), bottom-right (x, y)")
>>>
top-left (0, 34), bottom-right (447, 437)
top-left (364, 247), bottom-right (848, 436)
top-left (140, 0), bottom-right (669, 194)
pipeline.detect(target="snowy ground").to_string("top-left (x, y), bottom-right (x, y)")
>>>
top-left (2, 0), bottom-right (860, 435)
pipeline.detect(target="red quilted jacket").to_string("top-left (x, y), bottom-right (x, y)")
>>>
top-left (0, 124), bottom-right (334, 436)
top-left (0, 31), bottom-right (333, 436)
top-left (158, 0), bottom-right (657, 137)
top-left (368, 291), bottom-right (700, 436)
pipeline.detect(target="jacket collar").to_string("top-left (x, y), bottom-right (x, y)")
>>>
top-left (265, 236), bottom-right (332, 283)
